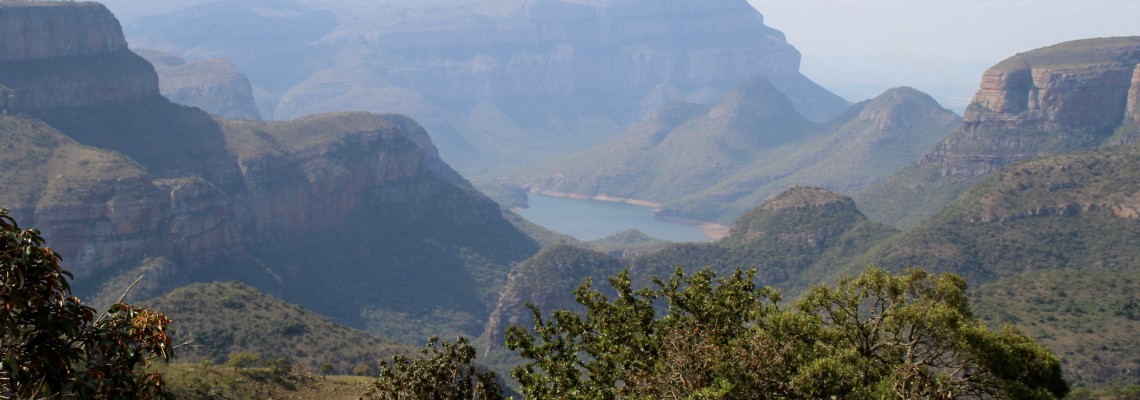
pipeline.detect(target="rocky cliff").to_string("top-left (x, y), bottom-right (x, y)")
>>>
top-left (0, 3), bottom-right (538, 342)
top-left (0, 2), bottom-right (158, 111)
top-left (858, 37), bottom-right (1140, 227)
top-left (120, 0), bottom-right (849, 173)
top-left (921, 37), bottom-right (1140, 177)
top-left (135, 49), bottom-right (261, 120)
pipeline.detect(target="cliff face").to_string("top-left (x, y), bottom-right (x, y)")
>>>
top-left (859, 37), bottom-right (1140, 227)
top-left (0, 2), bottom-right (158, 111)
top-left (2, 2), bottom-right (538, 340)
top-left (0, 2), bottom-right (127, 62)
top-left (921, 37), bottom-right (1140, 177)
top-left (135, 49), bottom-right (262, 120)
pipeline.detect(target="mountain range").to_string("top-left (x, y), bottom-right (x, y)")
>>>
top-left (489, 78), bottom-right (960, 223)
top-left (3, 0), bottom-right (1140, 391)
top-left (0, 2), bottom-right (537, 344)
top-left (101, 0), bottom-right (850, 174)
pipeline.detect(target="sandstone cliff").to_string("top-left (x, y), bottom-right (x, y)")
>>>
top-left (921, 37), bottom-right (1140, 177)
top-left (858, 37), bottom-right (1140, 227)
top-left (0, 2), bottom-right (158, 111)
top-left (135, 49), bottom-right (262, 120)
top-left (0, 3), bottom-right (538, 342)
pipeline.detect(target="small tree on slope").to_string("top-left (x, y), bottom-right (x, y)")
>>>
top-left (0, 209), bottom-right (174, 399)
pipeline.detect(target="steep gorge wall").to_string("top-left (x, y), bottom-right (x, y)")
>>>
top-left (921, 37), bottom-right (1140, 177)
top-left (0, 2), bottom-right (158, 111)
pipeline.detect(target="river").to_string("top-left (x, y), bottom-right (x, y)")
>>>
top-left (516, 193), bottom-right (715, 242)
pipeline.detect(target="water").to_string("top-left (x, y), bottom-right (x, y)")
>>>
top-left (517, 194), bottom-right (711, 242)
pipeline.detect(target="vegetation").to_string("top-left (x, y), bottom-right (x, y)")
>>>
top-left (854, 143), bottom-right (1140, 284)
top-left (140, 281), bottom-right (414, 374)
top-left (0, 209), bottom-right (174, 398)
top-left (362, 336), bottom-right (503, 400)
top-left (974, 269), bottom-right (1140, 387)
top-left (156, 361), bottom-right (372, 400)
top-left (502, 266), bottom-right (1067, 399)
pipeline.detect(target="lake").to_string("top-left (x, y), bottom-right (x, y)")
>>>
top-left (516, 193), bottom-right (713, 242)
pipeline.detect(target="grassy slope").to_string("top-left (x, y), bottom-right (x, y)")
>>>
top-left (973, 269), bottom-right (1140, 387)
top-left (142, 281), bottom-right (413, 374)
top-left (157, 363), bottom-right (373, 400)
top-left (0, 115), bottom-right (149, 207)
top-left (853, 144), bottom-right (1140, 284)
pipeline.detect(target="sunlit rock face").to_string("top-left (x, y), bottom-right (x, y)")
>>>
top-left (921, 37), bottom-right (1140, 177)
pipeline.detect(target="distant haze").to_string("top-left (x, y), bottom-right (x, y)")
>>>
top-left (753, 0), bottom-right (1139, 112)
top-left (99, 0), bottom-right (1138, 114)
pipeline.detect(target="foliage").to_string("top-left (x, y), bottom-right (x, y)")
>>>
top-left (361, 336), bottom-right (503, 400)
top-left (156, 362), bottom-right (369, 400)
top-left (141, 281), bottom-right (413, 374)
top-left (505, 266), bottom-right (1068, 399)
top-left (0, 209), bottom-right (174, 398)
top-left (227, 352), bottom-right (261, 371)
top-left (973, 269), bottom-right (1140, 387)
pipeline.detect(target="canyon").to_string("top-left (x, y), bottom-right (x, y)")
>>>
top-left (0, 2), bottom-right (537, 341)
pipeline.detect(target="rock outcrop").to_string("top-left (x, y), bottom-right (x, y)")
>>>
top-left (859, 37), bottom-right (1140, 227)
top-left (135, 49), bottom-right (262, 120)
top-left (0, 2), bottom-right (158, 111)
top-left (921, 37), bottom-right (1140, 177)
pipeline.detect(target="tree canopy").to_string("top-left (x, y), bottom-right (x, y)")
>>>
top-left (505, 266), bottom-right (1068, 399)
top-left (0, 209), bottom-right (174, 399)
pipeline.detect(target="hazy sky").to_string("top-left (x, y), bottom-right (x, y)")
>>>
top-left (751, 0), bottom-right (1139, 111)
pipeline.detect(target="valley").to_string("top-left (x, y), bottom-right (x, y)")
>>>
top-left (1, 0), bottom-right (1139, 398)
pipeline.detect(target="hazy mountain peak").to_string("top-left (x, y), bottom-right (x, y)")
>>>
top-left (708, 76), bottom-right (801, 121)
top-left (852, 86), bottom-right (949, 131)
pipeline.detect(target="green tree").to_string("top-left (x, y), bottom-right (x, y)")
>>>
top-left (361, 336), bottom-right (503, 400)
top-left (794, 267), bottom-right (1069, 399)
top-left (320, 363), bottom-right (333, 379)
top-left (227, 352), bottom-right (260, 371)
top-left (506, 266), bottom-right (1069, 399)
top-left (0, 209), bottom-right (174, 398)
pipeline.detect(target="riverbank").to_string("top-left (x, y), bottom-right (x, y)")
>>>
top-left (533, 190), bottom-right (730, 240)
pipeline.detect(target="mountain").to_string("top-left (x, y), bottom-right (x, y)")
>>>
top-left (858, 37), bottom-right (1140, 227)
top-left (482, 187), bottom-right (895, 351)
top-left (134, 49), bottom-right (262, 120)
top-left (848, 143), bottom-right (1140, 385)
top-left (108, 0), bottom-right (850, 173)
top-left (0, 3), bottom-right (539, 344)
top-left (141, 282), bottom-right (413, 374)
top-left (852, 142), bottom-right (1140, 286)
top-left (493, 83), bottom-right (957, 223)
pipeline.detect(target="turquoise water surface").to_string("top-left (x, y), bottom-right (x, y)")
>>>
top-left (516, 194), bottom-right (710, 242)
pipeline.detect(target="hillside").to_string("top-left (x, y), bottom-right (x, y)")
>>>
top-left (112, 0), bottom-right (848, 173)
top-left (858, 37), bottom-right (1140, 227)
top-left (973, 269), bottom-right (1140, 387)
top-left (493, 84), bottom-right (958, 223)
top-left (853, 143), bottom-right (1140, 284)
top-left (0, 2), bottom-right (539, 346)
top-left (848, 143), bottom-right (1140, 386)
top-left (142, 282), bottom-right (413, 374)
